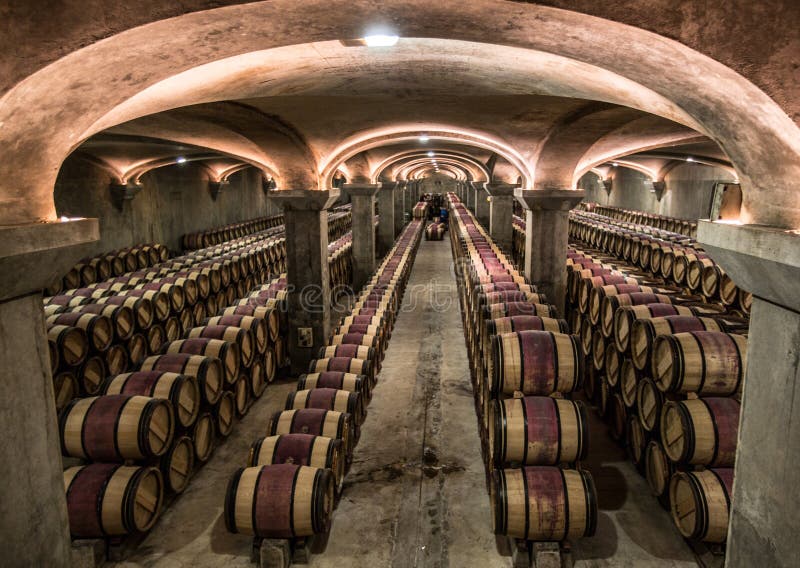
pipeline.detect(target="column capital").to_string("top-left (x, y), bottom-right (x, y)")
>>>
top-left (268, 189), bottom-right (340, 211)
top-left (698, 221), bottom-right (800, 312)
top-left (515, 188), bottom-right (585, 211)
top-left (343, 183), bottom-right (381, 197)
top-left (471, 181), bottom-right (486, 191)
top-left (485, 182), bottom-right (519, 197)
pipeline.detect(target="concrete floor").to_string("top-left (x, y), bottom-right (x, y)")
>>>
top-left (113, 236), bottom-right (699, 567)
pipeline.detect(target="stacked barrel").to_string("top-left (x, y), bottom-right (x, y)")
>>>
top-left (425, 221), bottom-right (446, 240)
top-left (182, 213), bottom-right (285, 250)
top-left (48, 243), bottom-right (171, 295)
top-left (225, 219), bottom-right (425, 546)
top-left (57, 210), bottom-right (358, 544)
top-left (566, 207), bottom-right (748, 547)
top-left (447, 193), bottom-right (597, 545)
top-left (413, 201), bottom-right (429, 219)
top-left (569, 210), bottom-right (751, 315)
top-left (580, 203), bottom-right (697, 238)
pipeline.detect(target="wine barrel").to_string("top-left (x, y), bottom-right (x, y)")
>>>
top-left (627, 416), bottom-right (648, 467)
top-left (660, 398), bottom-right (740, 466)
top-left (104, 371), bottom-right (200, 428)
top-left (309, 357), bottom-right (372, 384)
top-left (191, 412), bottom-right (216, 463)
top-left (286, 388), bottom-right (366, 426)
top-left (79, 355), bottom-right (107, 396)
top-left (105, 370), bottom-right (200, 429)
top-left (318, 345), bottom-right (378, 377)
top-left (60, 394), bottom-right (174, 461)
top-left (186, 325), bottom-right (254, 369)
top-left (645, 441), bottom-right (675, 502)
top-left (214, 390), bottom-right (236, 437)
top-left (224, 464), bottom-right (334, 538)
top-left (126, 333), bottom-right (148, 367)
top-left (159, 436), bottom-right (194, 494)
top-left (47, 325), bottom-right (89, 367)
top-left (233, 375), bottom-right (250, 417)
top-left (491, 466), bottom-right (597, 541)
top-left (588, 283), bottom-right (648, 325)
top-left (146, 324), bottom-right (166, 355)
top-left (604, 344), bottom-right (621, 388)
top-left (71, 304), bottom-right (134, 342)
top-left (484, 302), bottom-right (557, 320)
top-left (591, 330), bottom-right (606, 371)
top-left (64, 463), bottom-right (163, 537)
top-left (636, 377), bottom-right (670, 433)
top-left (686, 257), bottom-right (715, 291)
top-left (206, 315), bottom-right (266, 358)
top-left (134, 282), bottom-right (185, 313)
top-left (619, 358), bottom-right (640, 408)
top-left (249, 434), bottom-right (345, 493)
top-left (117, 289), bottom-right (170, 322)
top-left (600, 292), bottom-right (673, 339)
top-left (102, 342), bottom-right (130, 379)
top-left (267, 409), bottom-right (354, 459)
top-left (485, 316), bottom-right (569, 336)
top-left (219, 305), bottom-right (281, 342)
top-left (670, 468), bottom-right (733, 543)
top-left (491, 331), bottom-right (582, 397)
top-left (490, 396), bottom-right (588, 466)
top-left (140, 354), bottom-right (223, 405)
top-left (298, 372), bottom-right (370, 404)
top-left (163, 338), bottom-right (240, 386)
top-left (53, 371), bottom-right (79, 412)
top-left (652, 332), bottom-right (747, 395)
top-left (630, 316), bottom-right (724, 371)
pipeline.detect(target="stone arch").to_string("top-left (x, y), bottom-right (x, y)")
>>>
top-left (0, 1), bottom-right (798, 226)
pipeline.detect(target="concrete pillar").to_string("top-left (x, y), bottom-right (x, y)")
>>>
top-left (269, 189), bottom-right (339, 374)
top-left (393, 182), bottom-right (405, 236)
top-left (473, 182), bottom-right (490, 227)
top-left (344, 183), bottom-right (380, 292)
top-left (466, 181), bottom-right (476, 211)
top-left (515, 189), bottom-right (584, 314)
top-left (378, 183), bottom-right (396, 255)
top-left (486, 182), bottom-right (517, 252)
top-left (0, 220), bottom-right (99, 567)
top-left (698, 221), bottom-right (800, 568)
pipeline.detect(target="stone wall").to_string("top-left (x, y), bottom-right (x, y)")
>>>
top-left (54, 156), bottom-right (280, 255)
top-left (579, 163), bottom-right (738, 220)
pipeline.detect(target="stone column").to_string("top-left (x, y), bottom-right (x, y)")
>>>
top-left (269, 189), bottom-right (339, 374)
top-left (378, 183), bottom-right (396, 255)
top-left (0, 219), bottom-right (99, 567)
top-left (473, 182), bottom-right (490, 227)
top-left (698, 222), bottom-right (800, 568)
top-left (393, 182), bottom-right (405, 236)
top-left (486, 182), bottom-right (517, 252)
top-left (344, 183), bottom-right (380, 292)
top-left (467, 181), bottom-right (476, 212)
top-left (515, 189), bottom-right (584, 314)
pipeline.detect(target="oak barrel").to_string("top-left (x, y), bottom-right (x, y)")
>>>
top-left (224, 464), bottom-right (334, 538)
top-left (60, 394), bottom-right (174, 461)
top-left (669, 468), bottom-right (733, 543)
top-left (491, 466), bottom-right (597, 541)
top-left (64, 463), bottom-right (163, 537)
top-left (490, 396), bottom-right (588, 466)
top-left (105, 370), bottom-right (200, 429)
top-left (286, 388), bottom-right (366, 426)
top-left (140, 353), bottom-right (224, 405)
top-left (660, 398), bottom-right (740, 466)
top-left (249, 434), bottom-right (345, 493)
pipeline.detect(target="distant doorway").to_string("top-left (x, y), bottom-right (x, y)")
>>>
top-left (710, 182), bottom-right (742, 221)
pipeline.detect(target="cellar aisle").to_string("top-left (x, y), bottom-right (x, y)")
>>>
top-left (312, 235), bottom-right (507, 568)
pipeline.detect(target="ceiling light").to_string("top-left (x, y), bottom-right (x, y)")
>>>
top-left (364, 34), bottom-right (399, 47)
top-left (686, 157), bottom-right (695, 162)
top-left (419, 134), bottom-right (429, 143)
top-left (427, 151), bottom-right (435, 157)
top-left (176, 156), bottom-right (187, 164)
top-left (611, 162), bottom-right (619, 167)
